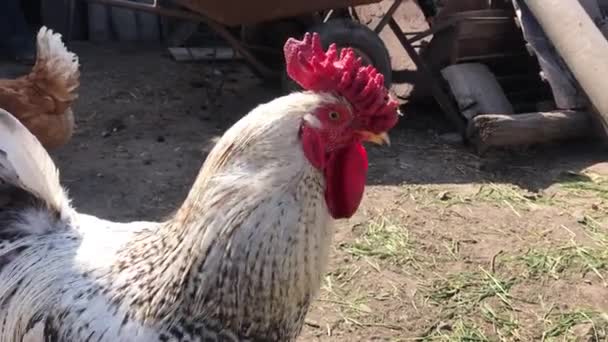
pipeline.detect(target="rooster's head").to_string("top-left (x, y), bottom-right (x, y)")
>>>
top-left (283, 32), bottom-right (400, 219)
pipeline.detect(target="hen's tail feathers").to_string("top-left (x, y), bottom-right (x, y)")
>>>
top-left (29, 26), bottom-right (80, 104)
top-left (0, 109), bottom-right (73, 221)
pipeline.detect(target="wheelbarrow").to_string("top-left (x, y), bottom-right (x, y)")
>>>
top-left (85, 0), bottom-right (395, 90)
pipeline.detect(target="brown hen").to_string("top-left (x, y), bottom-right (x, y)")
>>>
top-left (0, 26), bottom-right (79, 149)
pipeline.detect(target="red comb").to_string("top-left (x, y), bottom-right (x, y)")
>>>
top-left (283, 32), bottom-right (399, 133)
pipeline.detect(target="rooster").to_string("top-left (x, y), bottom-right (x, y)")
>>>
top-left (0, 32), bottom-right (398, 341)
top-left (0, 26), bottom-right (79, 149)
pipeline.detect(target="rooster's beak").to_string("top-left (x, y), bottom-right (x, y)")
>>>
top-left (359, 131), bottom-right (391, 146)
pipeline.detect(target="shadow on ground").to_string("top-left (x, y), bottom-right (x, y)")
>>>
top-left (366, 101), bottom-right (606, 192)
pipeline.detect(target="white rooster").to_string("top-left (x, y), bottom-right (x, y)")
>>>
top-left (0, 32), bottom-right (399, 341)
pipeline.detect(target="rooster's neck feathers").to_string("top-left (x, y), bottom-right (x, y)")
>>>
top-left (103, 93), bottom-right (338, 339)
top-left (0, 91), bottom-right (340, 341)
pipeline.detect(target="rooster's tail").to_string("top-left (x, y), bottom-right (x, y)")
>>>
top-left (29, 26), bottom-right (80, 105)
top-left (0, 109), bottom-right (76, 341)
top-left (0, 108), bottom-right (73, 222)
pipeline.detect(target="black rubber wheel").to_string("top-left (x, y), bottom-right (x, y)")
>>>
top-left (281, 18), bottom-right (393, 93)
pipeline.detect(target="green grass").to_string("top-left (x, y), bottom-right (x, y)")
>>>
top-left (322, 173), bottom-right (608, 341)
top-left (424, 268), bottom-right (516, 313)
top-left (517, 215), bottom-right (608, 281)
top-left (406, 183), bottom-right (554, 217)
top-left (404, 171), bottom-right (608, 215)
top-left (541, 309), bottom-right (607, 341)
top-left (579, 215), bottom-right (608, 246)
top-left (519, 244), bottom-right (608, 282)
top-left (419, 268), bottom-right (521, 341)
top-left (419, 266), bottom-right (608, 341)
top-left (481, 304), bottom-right (520, 340)
top-left (473, 183), bottom-right (555, 215)
top-left (317, 265), bottom-right (406, 332)
top-left (319, 266), bottom-right (375, 323)
top-left (342, 215), bottom-right (415, 266)
top-left (557, 171), bottom-right (608, 200)
top-left (420, 318), bottom-right (490, 341)
top-left (520, 247), bottom-right (573, 278)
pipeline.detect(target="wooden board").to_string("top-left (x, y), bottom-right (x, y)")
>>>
top-left (168, 47), bottom-right (241, 62)
top-left (467, 111), bottom-right (592, 152)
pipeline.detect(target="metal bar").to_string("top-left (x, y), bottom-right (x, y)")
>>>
top-left (373, 0), bottom-right (402, 33)
top-left (349, 6), bottom-right (361, 22)
top-left (388, 18), bottom-right (466, 134)
top-left (456, 52), bottom-right (528, 62)
top-left (323, 9), bottom-right (335, 23)
top-left (87, 0), bottom-right (209, 21)
top-left (84, 0), bottom-right (279, 78)
top-left (523, 0), bottom-right (608, 136)
top-left (403, 31), bottom-right (427, 35)
top-left (406, 16), bottom-right (511, 44)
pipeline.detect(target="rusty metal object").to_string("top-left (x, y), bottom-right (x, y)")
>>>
top-left (523, 0), bottom-right (608, 137)
top-left (173, 0), bottom-right (383, 26)
top-left (512, 1), bottom-right (585, 110)
top-left (88, 0), bottom-right (279, 78)
top-left (87, 0), bottom-right (393, 79)
top-left (407, 1), bottom-right (548, 113)
top-left (373, 0), bottom-right (403, 34)
top-left (90, 0), bottom-right (209, 23)
top-left (388, 17), bottom-right (466, 134)
top-left (416, 9), bottom-right (522, 70)
top-left (379, 6), bottom-right (518, 133)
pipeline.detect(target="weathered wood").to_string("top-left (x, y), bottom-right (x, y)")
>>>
top-left (168, 47), bottom-right (240, 62)
top-left (524, 0), bottom-right (608, 137)
top-left (467, 111), bottom-right (592, 152)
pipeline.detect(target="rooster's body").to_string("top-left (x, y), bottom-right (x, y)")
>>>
top-left (0, 93), bottom-right (337, 342)
top-left (0, 26), bottom-right (79, 149)
top-left (0, 33), bottom-right (398, 341)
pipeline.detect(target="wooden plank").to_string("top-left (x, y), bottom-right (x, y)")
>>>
top-left (168, 47), bottom-right (241, 62)
top-left (467, 111), bottom-right (592, 152)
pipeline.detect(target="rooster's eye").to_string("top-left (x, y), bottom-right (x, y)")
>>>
top-left (328, 111), bottom-right (340, 121)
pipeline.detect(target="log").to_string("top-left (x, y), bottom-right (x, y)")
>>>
top-left (467, 111), bottom-right (592, 152)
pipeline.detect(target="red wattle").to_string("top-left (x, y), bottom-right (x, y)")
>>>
top-left (324, 142), bottom-right (368, 219)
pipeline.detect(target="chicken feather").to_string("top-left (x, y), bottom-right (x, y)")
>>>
top-left (0, 93), bottom-right (340, 341)
top-left (0, 26), bottom-right (80, 149)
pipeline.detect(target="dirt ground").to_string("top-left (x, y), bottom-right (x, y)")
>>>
top-left (6, 40), bottom-right (608, 341)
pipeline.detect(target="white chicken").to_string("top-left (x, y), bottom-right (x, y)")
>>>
top-left (0, 33), bottom-right (399, 341)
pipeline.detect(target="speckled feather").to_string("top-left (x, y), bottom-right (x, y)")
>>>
top-left (0, 92), bottom-right (342, 342)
